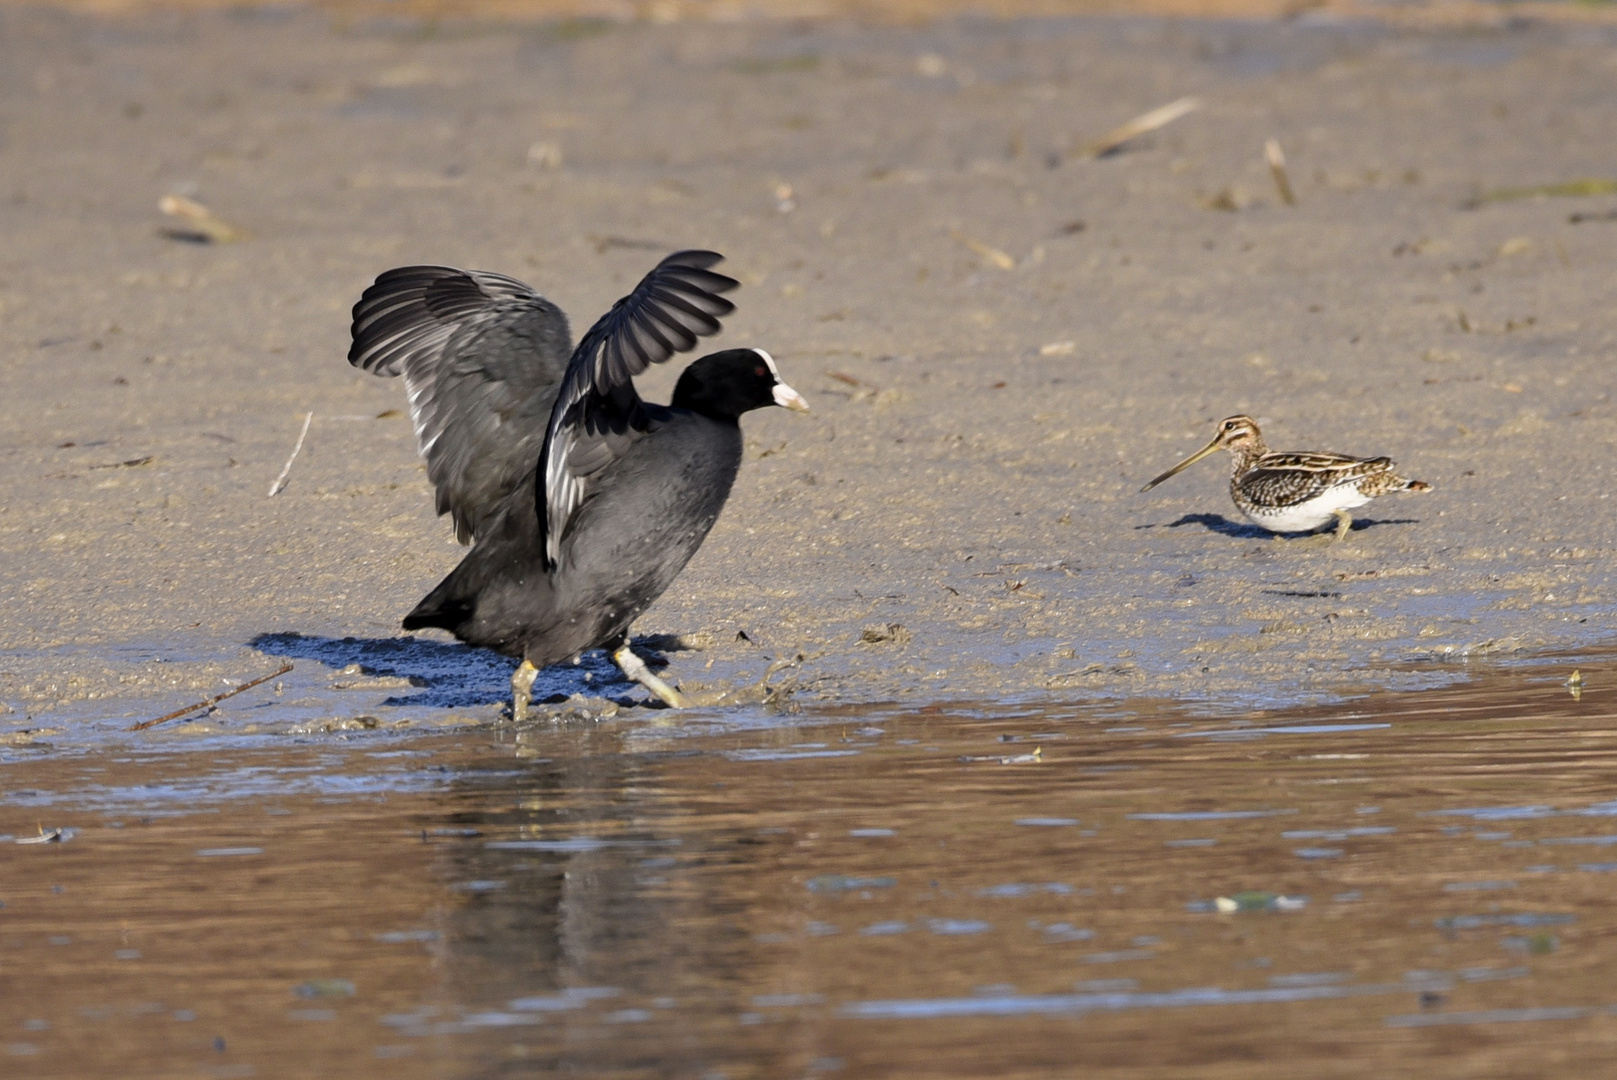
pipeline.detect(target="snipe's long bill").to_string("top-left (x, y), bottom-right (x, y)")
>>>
top-left (1142, 415), bottom-right (1431, 540)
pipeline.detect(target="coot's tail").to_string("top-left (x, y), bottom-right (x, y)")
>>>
top-left (400, 477), bottom-right (549, 649)
top-left (402, 574), bottom-right (474, 633)
top-left (400, 501), bottom-right (550, 653)
top-left (402, 547), bottom-right (495, 634)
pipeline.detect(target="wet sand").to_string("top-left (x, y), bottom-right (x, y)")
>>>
top-left (0, 6), bottom-right (1614, 729)
top-left (3, 651), bottom-right (1615, 1076)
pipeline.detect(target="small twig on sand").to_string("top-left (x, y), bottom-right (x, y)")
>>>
top-left (268, 412), bottom-right (313, 497)
top-left (131, 661), bottom-right (293, 732)
top-left (1266, 139), bottom-right (1297, 206)
top-left (158, 194), bottom-right (251, 244)
top-left (1085, 96), bottom-right (1201, 158)
top-left (950, 230), bottom-right (1016, 270)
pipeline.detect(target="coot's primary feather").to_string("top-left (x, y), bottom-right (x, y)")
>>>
top-left (539, 250), bottom-right (738, 568)
top-left (348, 265), bottom-right (572, 543)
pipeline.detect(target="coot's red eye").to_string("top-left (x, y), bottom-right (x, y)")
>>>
top-left (755, 366), bottom-right (767, 377)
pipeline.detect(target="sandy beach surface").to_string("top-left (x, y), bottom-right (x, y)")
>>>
top-left (0, 4), bottom-right (1614, 733)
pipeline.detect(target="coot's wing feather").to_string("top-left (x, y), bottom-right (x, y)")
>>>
top-left (349, 266), bottom-right (573, 543)
top-left (539, 251), bottom-right (738, 567)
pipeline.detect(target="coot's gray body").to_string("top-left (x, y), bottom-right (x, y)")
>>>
top-left (402, 409), bottom-right (742, 666)
top-left (349, 250), bottom-right (806, 714)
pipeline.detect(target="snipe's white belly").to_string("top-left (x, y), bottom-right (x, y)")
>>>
top-left (1239, 482), bottom-right (1371, 534)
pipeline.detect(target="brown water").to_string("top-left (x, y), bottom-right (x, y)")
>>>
top-left (4, 655), bottom-right (1617, 1078)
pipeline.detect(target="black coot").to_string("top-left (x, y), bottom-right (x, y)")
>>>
top-left (349, 251), bottom-right (807, 717)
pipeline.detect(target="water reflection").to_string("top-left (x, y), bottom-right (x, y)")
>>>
top-left (2, 652), bottom-right (1615, 1076)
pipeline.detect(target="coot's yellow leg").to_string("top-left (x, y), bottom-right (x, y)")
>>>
top-left (511, 659), bottom-right (539, 723)
top-left (612, 644), bottom-right (688, 708)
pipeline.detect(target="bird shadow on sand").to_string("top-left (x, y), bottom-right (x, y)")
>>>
top-left (1342, 517), bottom-right (1420, 531)
top-left (248, 632), bottom-right (670, 710)
top-left (1139, 513), bottom-right (1269, 538)
top-left (1138, 513), bottom-right (1420, 539)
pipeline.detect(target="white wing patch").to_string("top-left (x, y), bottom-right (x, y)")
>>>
top-left (543, 408), bottom-right (585, 566)
top-left (402, 372), bottom-right (439, 460)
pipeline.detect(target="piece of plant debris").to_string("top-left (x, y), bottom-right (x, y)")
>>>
top-left (158, 194), bottom-right (251, 243)
top-left (1464, 178), bottom-right (1617, 209)
top-left (951, 230), bottom-right (1016, 270)
top-left (1213, 891), bottom-right (1308, 913)
top-left (1265, 138), bottom-right (1297, 206)
top-left (860, 623), bottom-right (911, 645)
top-left (132, 661), bottom-right (292, 731)
top-left (1084, 96), bottom-right (1200, 158)
top-left (960, 746), bottom-right (1043, 764)
top-left (294, 979), bottom-right (356, 999)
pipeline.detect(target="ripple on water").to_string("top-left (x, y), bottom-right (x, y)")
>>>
top-left (6, 649), bottom-right (1617, 1076)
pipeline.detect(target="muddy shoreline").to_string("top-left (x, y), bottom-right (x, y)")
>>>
top-left (0, 8), bottom-right (1614, 731)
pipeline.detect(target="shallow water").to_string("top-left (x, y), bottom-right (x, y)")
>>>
top-left (4, 653), bottom-right (1617, 1077)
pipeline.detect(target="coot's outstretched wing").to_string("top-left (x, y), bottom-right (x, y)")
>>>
top-left (538, 251), bottom-right (738, 567)
top-left (349, 266), bottom-right (573, 543)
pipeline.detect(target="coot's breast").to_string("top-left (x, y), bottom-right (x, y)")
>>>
top-left (554, 411), bottom-right (744, 646)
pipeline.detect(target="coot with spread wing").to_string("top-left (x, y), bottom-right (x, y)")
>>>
top-left (349, 251), bottom-right (807, 717)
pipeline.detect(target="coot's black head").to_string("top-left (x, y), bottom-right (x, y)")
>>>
top-left (672, 348), bottom-right (809, 421)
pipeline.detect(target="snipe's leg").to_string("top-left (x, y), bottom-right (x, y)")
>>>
top-left (1332, 511), bottom-right (1353, 542)
top-left (612, 642), bottom-right (688, 708)
top-left (510, 658), bottom-right (539, 723)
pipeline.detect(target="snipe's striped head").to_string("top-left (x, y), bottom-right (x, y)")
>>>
top-left (1140, 415), bottom-right (1266, 493)
top-left (1207, 415), bottom-right (1263, 452)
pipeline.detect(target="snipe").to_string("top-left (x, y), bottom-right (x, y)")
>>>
top-left (1141, 415), bottom-right (1430, 539)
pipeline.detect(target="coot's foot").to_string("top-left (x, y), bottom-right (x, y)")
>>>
top-left (510, 658), bottom-right (539, 722)
top-left (612, 643), bottom-right (688, 708)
